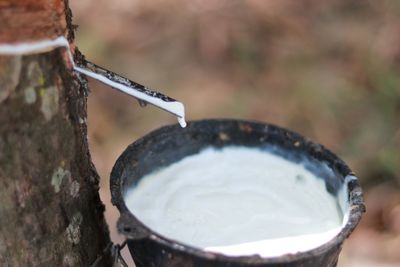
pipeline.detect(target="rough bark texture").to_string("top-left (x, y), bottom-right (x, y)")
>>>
top-left (0, 0), bottom-right (71, 43)
top-left (0, 1), bottom-right (112, 266)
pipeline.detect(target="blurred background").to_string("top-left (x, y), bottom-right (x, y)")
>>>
top-left (70, 1), bottom-right (400, 266)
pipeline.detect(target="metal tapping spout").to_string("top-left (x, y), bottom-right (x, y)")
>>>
top-left (74, 60), bottom-right (187, 128)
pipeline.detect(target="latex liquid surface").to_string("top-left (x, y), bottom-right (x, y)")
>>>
top-left (125, 146), bottom-right (346, 257)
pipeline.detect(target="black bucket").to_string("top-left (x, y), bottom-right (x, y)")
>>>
top-left (110, 119), bottom-right (365, 267)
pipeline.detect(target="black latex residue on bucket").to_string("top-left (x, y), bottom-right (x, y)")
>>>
top-left (110, 119), bottom-right (365, 267)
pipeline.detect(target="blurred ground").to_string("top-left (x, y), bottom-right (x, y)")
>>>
top-left (70, 1), bottom-right (400, 266)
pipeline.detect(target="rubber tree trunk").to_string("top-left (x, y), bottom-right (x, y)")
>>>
top-left (0, 1), bottom-right (112, 266)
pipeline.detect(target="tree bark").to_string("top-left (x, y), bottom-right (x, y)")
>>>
top-left (0, 1), bottom-right (112, 266)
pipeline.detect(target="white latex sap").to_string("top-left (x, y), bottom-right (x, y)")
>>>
top-left (0, 37), bottom-right (186, 128)
top-left (125, 147), bottom-right (347, 257)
